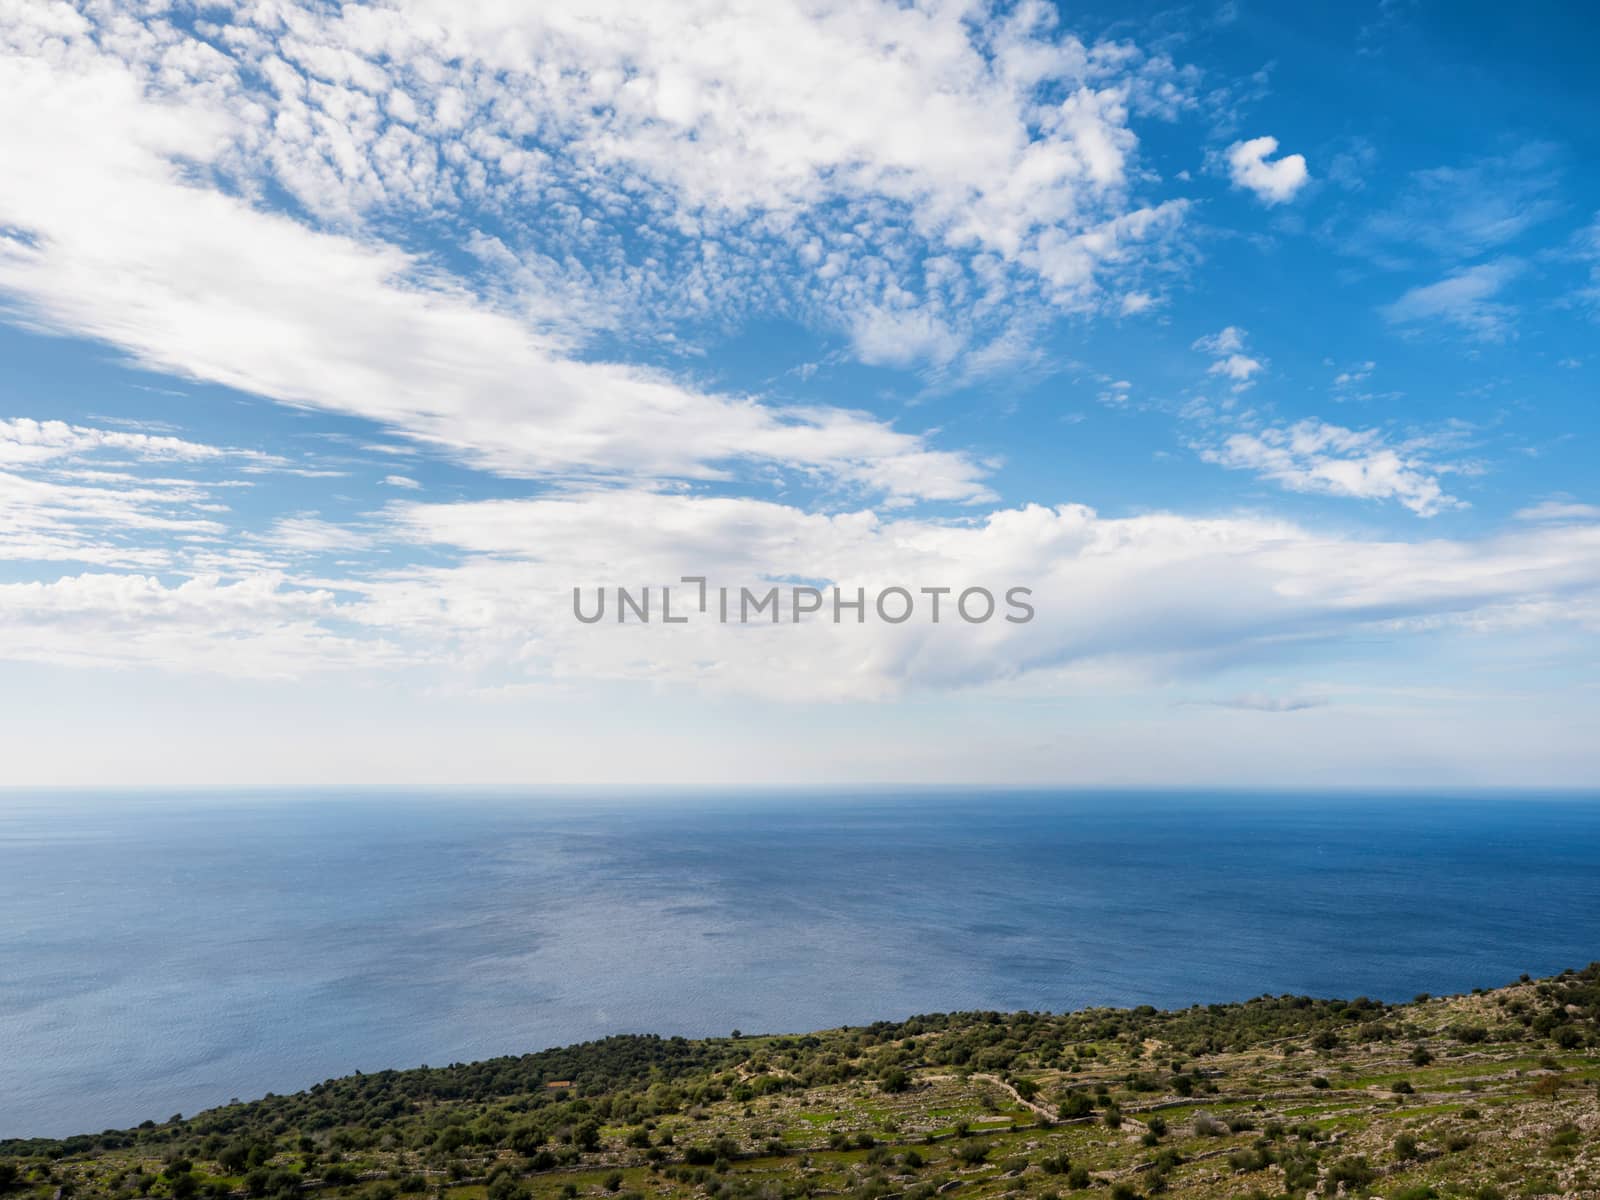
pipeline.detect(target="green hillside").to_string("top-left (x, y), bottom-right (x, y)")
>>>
top-left (5, 967), bottom-right (1599, 1200)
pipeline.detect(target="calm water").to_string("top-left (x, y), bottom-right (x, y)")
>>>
top-left (3, 790), bottom-right (1599, 1139)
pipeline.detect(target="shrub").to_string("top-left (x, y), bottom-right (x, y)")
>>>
top-left (485, 1168), bottom-right (527, 1200)
top-left (1039, 1152), bottom-right (1071, 1175)
top-left (1227, 1148), bottom-right (1269, 1172)
top-left (954, 1141), bottom-right (988, 1166)
top-left (1325, 1156), bottom-right (1375, 1188)
top-left (1057, 1093), bottom-right (1094, 1119)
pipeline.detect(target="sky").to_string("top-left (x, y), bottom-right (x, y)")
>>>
top-left (1, 0), bottom-right (1598, 787)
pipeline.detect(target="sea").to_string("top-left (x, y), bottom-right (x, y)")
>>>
top-left (3, 789), bottom-right (1598, 1139)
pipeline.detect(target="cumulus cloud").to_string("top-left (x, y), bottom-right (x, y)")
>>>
top-left (1192, 326), bottom-right (1265, 390)
top-left (0, 572), bottom-right (400, 677)
top-left (1225, 136), bottom-right (1309, 205)
top-left (1199, 419), bottom-right (1461, 515)
top-left (7, 491), bottom-right (1600, 703)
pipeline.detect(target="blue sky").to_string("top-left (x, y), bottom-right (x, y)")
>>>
top-left (0, 0), bottom-right (1597, 786)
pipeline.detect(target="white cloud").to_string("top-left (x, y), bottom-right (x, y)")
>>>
top-left (1354, 144), bottom-right (1562, 262)
top-left (9, 491), bottom-right (1600, 707)
top-left (267, 516), bottom-right (372, 554)
top-left (1197, 693), bottom-right (1328, 713)
top-left (1566, 210), bottom-right (1600, 317)
top-left (1225, 136), bottom-right (1309, 205)
top-left (0, 417), bottom-right (281, 567)
top-left (0, 417), bottom-right (264, 468)
top-left (381, 475), bottom-right (421, 490)
top-left (0, 572), bottom-right (399, 677)
top-left (1516, 500), bottom-right (1600, 522)
top-left (0, 469), bottom-right (221, 568)
top-left (1192, 326), bottom-right (1245, 355)
top-left (0, 29), bottom-right (991, 506)
top-left (1208, 354), bottom-right (1264, 384)
top-left (850, 308), bottom-right (965, 370)
top-left (1199, 419), bottom-right (1461, 516)
top-left (0, 0), bottom-right (1199, 395)
top-left (1381, 259), bottom-right (1524, 341)
top-left (1192, 326), bottom-right (1264, 390)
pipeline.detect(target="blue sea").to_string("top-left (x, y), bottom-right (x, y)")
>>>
top-left (3, 790), bottom-right (1599, 1140)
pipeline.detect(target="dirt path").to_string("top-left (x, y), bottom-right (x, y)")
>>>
top-left (968, 1073), bottom-right (1059, 1123)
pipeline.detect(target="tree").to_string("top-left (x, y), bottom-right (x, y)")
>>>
top-left (485, 1168), bottom-right (528, 1200)
top-left (574, 1120), bottom-right (602, 1152)
top-left (1057, 1091), bottom-right (1094, 1118)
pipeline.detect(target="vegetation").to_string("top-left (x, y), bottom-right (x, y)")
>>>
top-left (5, 966), bottom-right (1600, 1200)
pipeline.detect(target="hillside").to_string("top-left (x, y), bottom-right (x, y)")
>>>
top-left (4, 967), bottom-right (1599, 1200)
